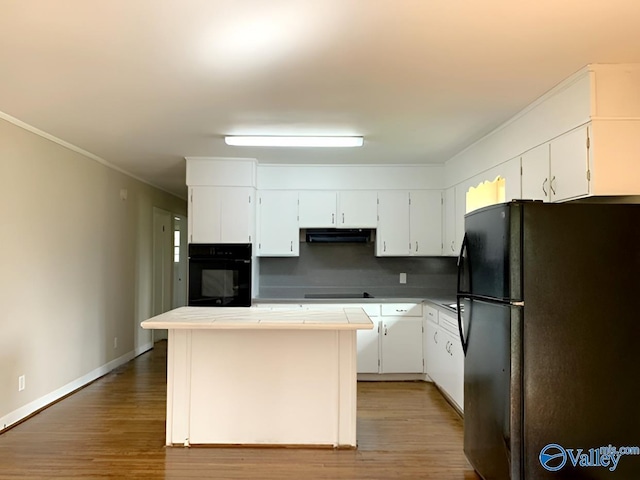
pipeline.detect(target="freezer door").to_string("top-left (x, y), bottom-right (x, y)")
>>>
top-left (463, 299), bottom-right (523, 480)
top-left (461, 202), bottom-right (522, 302)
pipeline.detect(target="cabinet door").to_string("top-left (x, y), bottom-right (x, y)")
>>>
top-left (338, 191), bottom-right (378, 228)
top-left (380, 318), bottom-right (423, 373)
top-left (189, 187), bottom-right (221, 243)
top-left (357, 323), bottom-right (380, 374)
top-left (521, 144), bottom-right (550, 201)
top-left (376, 191), bottom-right (410, 256)
top-left (425, 320), bottom-right (443, 384)
top-left (440, 329), bottom-right (464, 411)
top-left (257, 191), bottom-right (299, 256)
top-left (219, 187), bottom-right (254, 243)
top-left (443, 187), bottom-right (456, 256)
top-left (298, 191), bottom-right (337, 227)
top-left (454, 184), bottom-right (467, 256)
top-left (549, 125), bottom-right (590, 202)
top-left (409, 191), bottom-right (442, 256)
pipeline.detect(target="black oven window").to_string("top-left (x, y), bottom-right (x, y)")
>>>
top-left (202, 269), bottom-right (237, 298)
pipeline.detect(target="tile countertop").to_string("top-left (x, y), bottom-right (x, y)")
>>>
top-left (141, 306), bottom-right (374, 330)
top-left (253, 297), bottom-right (436, 304)
top-left (253, 297), bottom-right (458, 310)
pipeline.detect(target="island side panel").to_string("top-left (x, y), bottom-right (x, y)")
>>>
top-left (167, 329), bottom-right (192, 446)
top-left (337, 330), bottom-right (357, 446)
top-left (187, 329), bottom-right (342, 446)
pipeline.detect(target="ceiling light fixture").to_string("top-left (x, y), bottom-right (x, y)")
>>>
top-left (224, 135), bottom-right (364, 147)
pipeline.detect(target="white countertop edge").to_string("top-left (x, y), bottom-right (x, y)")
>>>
top-left (140, 306), bottom-right (374, 330)
top-left (141, 321), bottom-right (373, 330)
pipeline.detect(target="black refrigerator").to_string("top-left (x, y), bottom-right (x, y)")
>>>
top-left (457, 200), bottom-right (640, 480)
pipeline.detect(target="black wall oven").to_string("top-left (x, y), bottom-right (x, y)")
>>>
top-left (188, 244), bottom-right (252, 307)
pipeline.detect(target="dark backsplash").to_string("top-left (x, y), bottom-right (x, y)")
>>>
top-left (258, 243), bottom-right (457, 299)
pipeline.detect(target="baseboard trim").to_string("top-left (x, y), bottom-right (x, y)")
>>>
top-left (0, 349), bottom-right (137, 433)
top-left (357, 373), bottom-right (429, 382)
top-left (134, 342), bottom-right (154, 357)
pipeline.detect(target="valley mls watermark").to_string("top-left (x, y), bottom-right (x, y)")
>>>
top-left (539, 443), bottom-right (640, 472)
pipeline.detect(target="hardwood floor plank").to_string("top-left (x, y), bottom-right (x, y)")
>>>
top-left (0, 341), bottom-right (479, 479)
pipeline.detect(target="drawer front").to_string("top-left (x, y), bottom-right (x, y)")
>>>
top-left (438, 311), bottom-right (459, 335)
top-left (381, 303), bottom-right (422, 317)
top-left (424, 304), bottom-right (438, 324)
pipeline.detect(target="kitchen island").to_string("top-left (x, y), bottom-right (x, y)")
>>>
top-left (141, 306), bottom-right (373, 448)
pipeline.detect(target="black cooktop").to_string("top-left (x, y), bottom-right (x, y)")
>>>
top-left (304, 292), bottom-right (375, 299)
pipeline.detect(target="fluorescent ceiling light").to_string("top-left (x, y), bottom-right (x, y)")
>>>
top-left (224, 136), bottom-right (364, 147)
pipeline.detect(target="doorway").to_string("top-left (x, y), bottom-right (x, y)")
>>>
top-left (172, 214), bottom-right (188, 308)
top-left (152, 207), bottom-right (172, 342)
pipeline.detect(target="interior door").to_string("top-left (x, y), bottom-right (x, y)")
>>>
top-left (172, 214), bottom-right (188, 308)
top-left (152, 207), bottom-right (173, 342)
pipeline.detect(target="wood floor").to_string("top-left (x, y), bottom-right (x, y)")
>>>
top-left (0, 341), bottom-right (480, 479)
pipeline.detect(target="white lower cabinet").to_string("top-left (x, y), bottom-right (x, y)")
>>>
top-left (424, 305), bottom-right (464, 412)
top-left (379, 303), bottom-right (424, 373)
top-left (425, 319), bottom-right (443, 384)
top-left (438, 327), bottom-right (464, 410)
top-left (380, 317), bottom-right (423, 373)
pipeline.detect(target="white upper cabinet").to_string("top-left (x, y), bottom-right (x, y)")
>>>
top-left (298, 190), bottom-right (378, 228)
top-left (521, 144), bottom-right (550, 201)
top-left (409, 191), bottom-right (442, 256)
top-left (443, 187), bottom-right (456, 256)
top-left (298, 191), bottom-right (337, 227)
top-left (257, 191), bottom-right (299, 257)
top-left (377, 190), bottom-right (443, 257)
top-left (338, 191), bottom-right (378, 228)
top-left (376, 191), bottom-right (410, 256)
top-left (549, 125), bottom-right (590, 202)
top-left (521, 126), bottom-right (590, 202)
top-left (189, 186), bottom-right (254, 244)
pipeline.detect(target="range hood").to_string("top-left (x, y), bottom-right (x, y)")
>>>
top-left (305, 228), bottom-right (372, 243)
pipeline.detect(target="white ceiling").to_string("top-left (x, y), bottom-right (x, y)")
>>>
top-left (2, 0), bottom-right (640, 198)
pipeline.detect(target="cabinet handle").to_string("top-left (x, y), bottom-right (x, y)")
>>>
top-left (450, 241), bottom-right (455, 252)
top-left (332, 213), bottom-right (335, 224)
top-left (396, 309), bottom-right (407, 313)
top-left (542, 178), bottom-right (548, 196)
top-left (384, 325), bottom-right (388, 336)
top-left (434, 331), bottom-right (438, 343)
top-left (384, 241), bottom-right (386, 252)
top-left (290, 240), bottom-right (293, 252)
top-left (415, 241), bottom-right (418, 252)
top-left (550, 176), bottom-right (557, 195)
top-left (342, 213), bottom-right (345, 224)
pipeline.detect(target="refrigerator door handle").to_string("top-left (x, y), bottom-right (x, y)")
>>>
top-left (456, 295), bottom-right (468, 356)
top-left (456, 233), bottom-right (469, 295)
top-left (456, 233), bottom-right (470, 356)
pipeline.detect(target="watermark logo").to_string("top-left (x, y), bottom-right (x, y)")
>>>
top-left (539, 444), bottom-right (567, 472)
top-left (540, 443), bottom-right (640, 472)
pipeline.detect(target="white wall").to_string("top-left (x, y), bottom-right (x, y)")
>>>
top-left (0, 116), bottom-right (186, 430)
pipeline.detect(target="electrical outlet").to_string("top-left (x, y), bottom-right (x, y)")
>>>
top-left (399, 273), bottom-right (407, 284)
top-left (18, 375), bottom-right (25, 392)
top-left (114, 337), bottom-right (118, 349)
